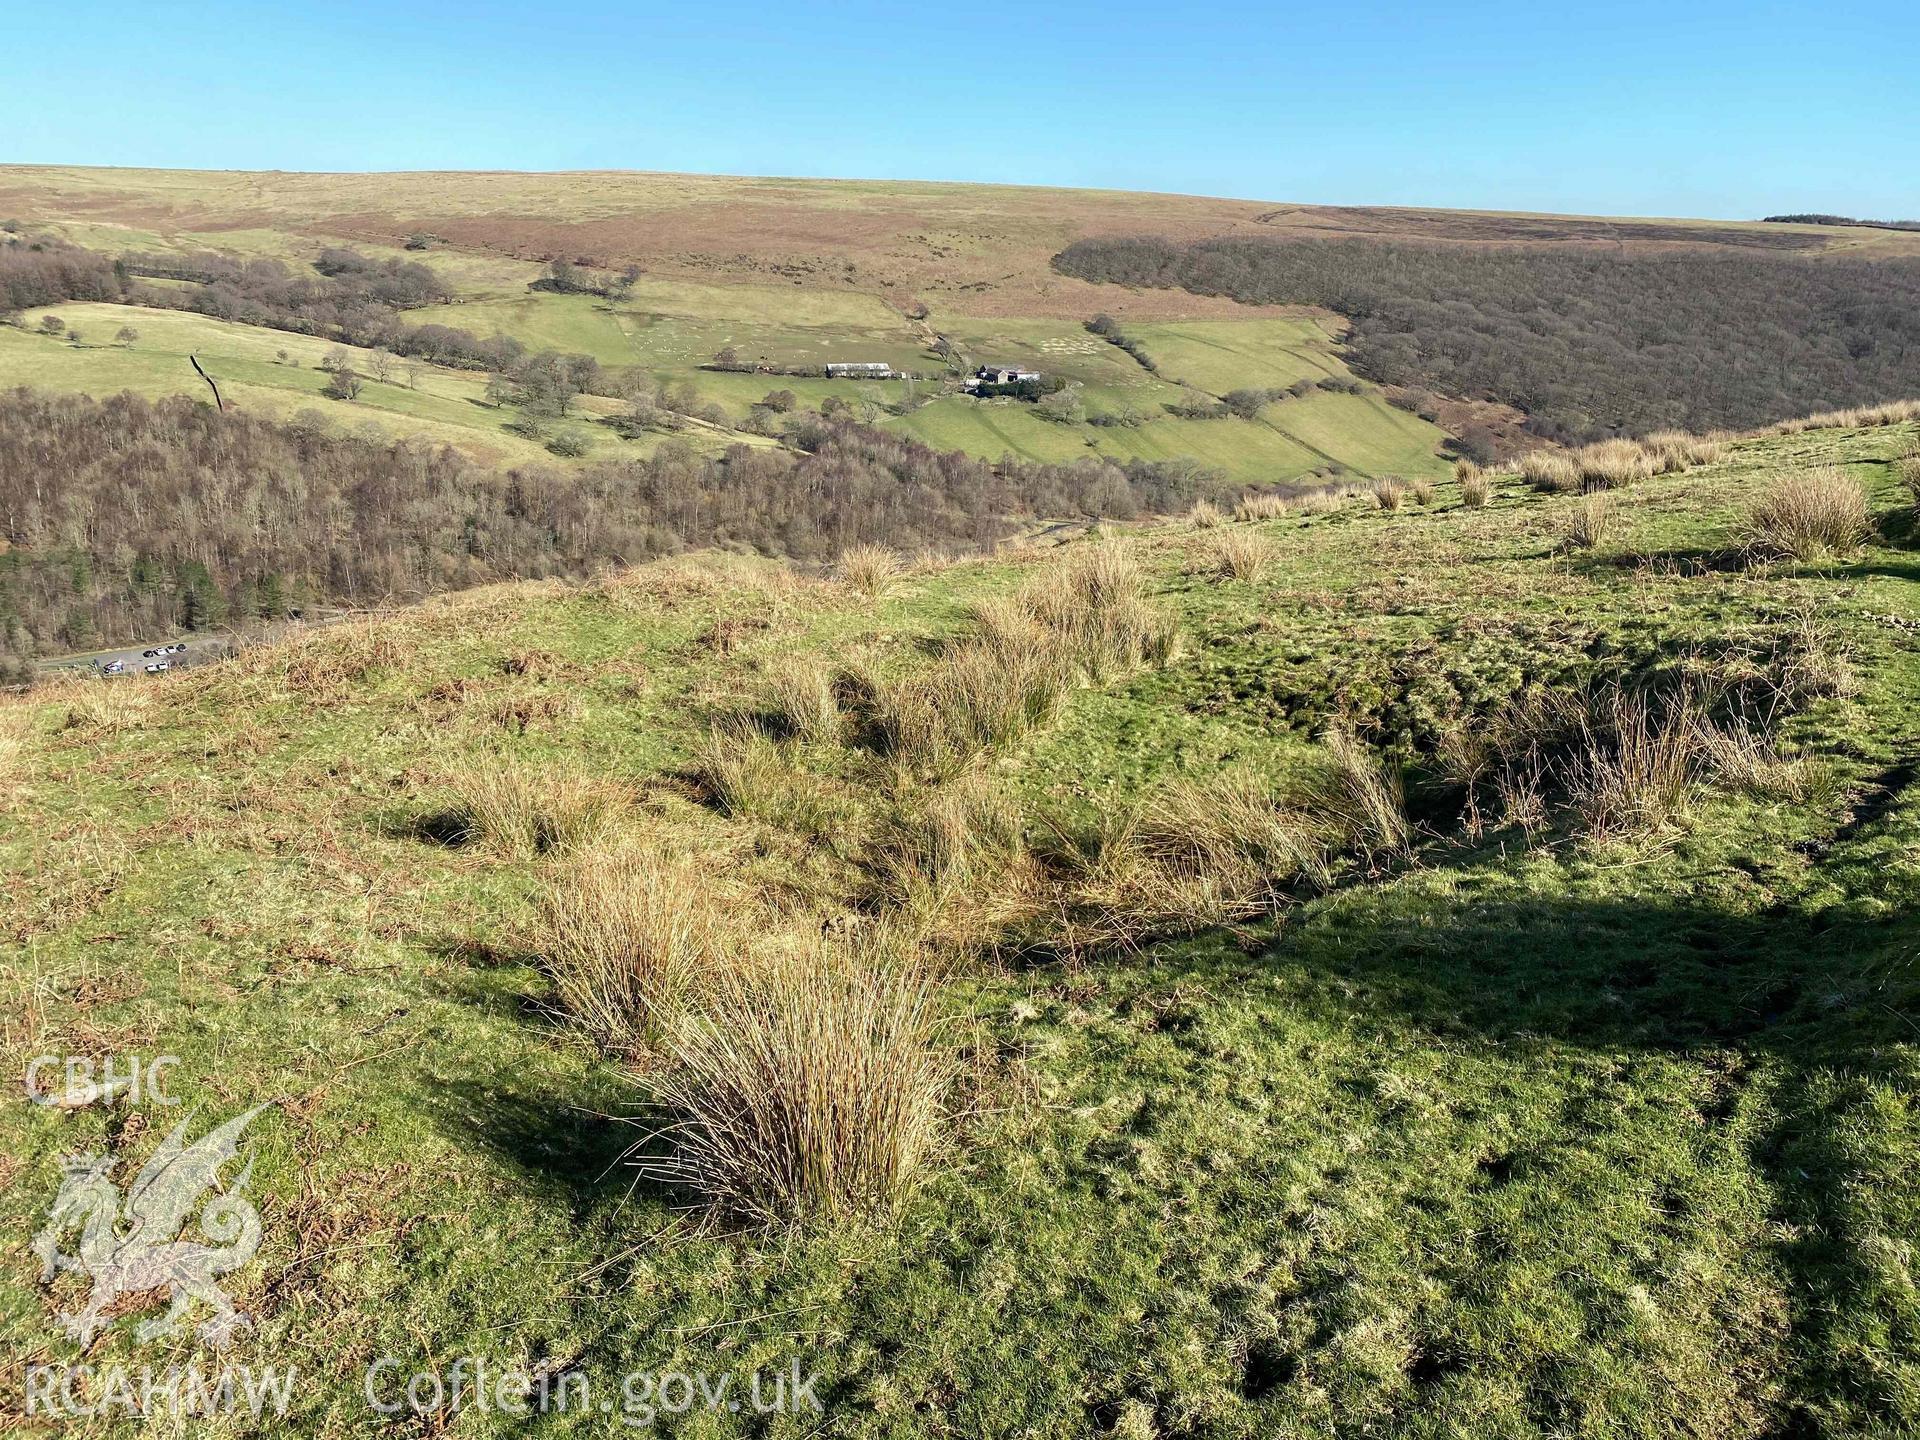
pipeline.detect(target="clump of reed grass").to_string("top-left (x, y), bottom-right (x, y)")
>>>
top-left (449, 757), bottom-right (620, 858)
top-left (869, 545), bottom-right (1178, 771)
top-left (1307, 729), bottom-right (1411, 864)
top-left (1186, 499), bottom-right (1225, 529)
top-left (1566, 494), bottom-right (1614, 549)
top-left (1437, 681), bottom-right (1803, 845)
top-left (1129, 769), bottom-right (1333, 901)
top-left (1372, 479), bottom-right (1406, 512)
top-left (695, 723), bottom-right (838, 834)
top-left (758, 658), bottom-right (842, 744)
top-left (875, 771), bottom-right (1026, 918)
top-left (1745, 466), bottom-right (1870, 561)
top-left (532, 846), bottom-right (733, 1053)
top-left (837, 543), bottom-right (900, 597)
top-left (1573, 438), bottom-right (1655, 490)
top-left (1408, 479), bottom-right (1435, 506)
top-left (1459, 470), bottom-right (1491, 509)
top-left (58, 684), bottom-right (150, 736)
top-left (1519, 451), bottom-right (1580, 493)
top-left (1453, 458), bottom-right (1483, 485)
top-left (1204, 530), bottom-right (1275, 583)
top-left (1643, 430), bottom-right (1726, 471)
top-left (1768, 400), bottom-right (1920, 435)
top-left (1233, 492), bottom-right (1291, 522)
top-left (642, 933), bottom-right (951, 1225)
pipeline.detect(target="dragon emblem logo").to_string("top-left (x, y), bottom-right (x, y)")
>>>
top-left (31, 1105), bottom-right (270, 1349)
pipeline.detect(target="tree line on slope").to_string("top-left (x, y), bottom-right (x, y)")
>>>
top-left (0, 390), bottom-right (1208, 673)
top-left (1052, 235), bottom-right (1920, 443)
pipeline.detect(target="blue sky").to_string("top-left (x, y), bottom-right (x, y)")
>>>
top-left (5, 0), bottom-right (1914, 219)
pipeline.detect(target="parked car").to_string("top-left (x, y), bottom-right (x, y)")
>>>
top-left (167, 643), bottom-right (188, 654)
top-left (101, 660), bottom-right (127, 675)
top-left (142, 648), bottom-right (160, 658)
top-left (144, 660), bottom-right (170, 674)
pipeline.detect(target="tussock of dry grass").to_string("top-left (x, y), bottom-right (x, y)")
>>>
top-left (1372, 478), bottom-right (1406, 512)
top-left (1766, 399), bottom-right (1920, 435)
top-left (1203, 530), bottom-right (1274, 583)
top-left (642, 933), bottom-right (950, 1225)
top-left (57, 683), bottom-right (151, 736)
top-left (1186, 499), bottom-right (1225, 529)
top-left (0, 708), bottom-right (29, 791)
top-left (1643, 430), bottom-right (1727, 471)
top-left (1519, 451), bottom-right (1580, 493)
top-left (838, 544), bottom-right (901, 597)
top-left (876, 772), bottom-right (1026, 920)
top-left (870, 545), bottom-right (1178, 772)
top-left (1453, 459), bottom-right (1483, 485)
top-left (448, 757), bottom-right (620, 857)
top-left (1233, 492), bottom-right (1290, 522)
top-left (1745, 466), bottom-right (1870, 561)
top-left (1308, 730), bottom-right (1411, 864)
top-left (1059, 743), bottom-right (1396, 941)
top-left (1460, 470), bottom-right (1491, 509)
top-left (695, 724), bottom-right (837, 834)
top-left (1130, 769), bottom-right (1332, 902)
top-left (1439, 682), bottom-right (1804, 844)
top-left (533, 846), bottom-right (735, 1054)
top-left (272, 616), bottom-right (414, 694)
top-left (1573, 438), bottom-right (1656, 489)
top-left (1408, 479), bottom-right (1435, 506)
top-left (758, 659), bottom-right (841, 744)
top-left (1567, 494), bottom-right (1614, 549)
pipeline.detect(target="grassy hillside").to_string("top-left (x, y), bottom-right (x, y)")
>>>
top-left (51, 163), bottom-right (1913, 482)
top-left (4, 411), bottom-right (1916, 1435)
top-left (413, 288), bottom-right (1452, 482)
top-left (0, 301), bottom-right (798, 467)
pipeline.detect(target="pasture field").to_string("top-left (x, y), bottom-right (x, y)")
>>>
top-left (397, 288), bottom-right (1452, 480)
top-left (4, 168), bottom-right (1463, 481)
top-left (1128, 315), bottom-right (1349, 392)
top-left (3, 415), bottom-right (1916, 1436)
top-left (0, 303), bottom-right (769, 465)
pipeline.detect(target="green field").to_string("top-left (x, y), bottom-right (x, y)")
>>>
top-left (13, 203), bottom-right (1451, 481)
top-left (415, 292), bottom-right (1452, 482)
top-left (0, 303), bottom-right (769, 465)
top-left (4, 416), bottom-right (1916, 1435)
top-left (1128, 316), bottom-right (1349, 392)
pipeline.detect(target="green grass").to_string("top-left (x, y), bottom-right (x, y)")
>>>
top-left (0, 304), bottom-right (760, 464)
top-left (4, 421), bottom-right (1918, 1435)
top-left (400, 292), bottom-right (1449, 480)
top-left (1126, 315), bottom-right (1349, 393)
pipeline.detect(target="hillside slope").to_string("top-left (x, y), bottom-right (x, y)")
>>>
top-left (4, 410), bottom-right (1917, 1436)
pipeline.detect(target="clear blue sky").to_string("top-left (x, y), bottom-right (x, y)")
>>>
top-left (7, 0), bottom-right (1915, 219)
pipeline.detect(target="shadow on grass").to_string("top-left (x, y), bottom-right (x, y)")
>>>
top-left (434, 1073), bottom-right (680, 1229)
top-left (387, 805), bottom-right (474, 847)
top-left (1220, 872), bottom-right (1920, 1435)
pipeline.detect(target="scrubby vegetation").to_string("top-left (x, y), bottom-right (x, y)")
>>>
top-left (1054, 234), bottom-right (1920, 442)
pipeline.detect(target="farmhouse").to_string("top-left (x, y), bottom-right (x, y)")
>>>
top-left (972, 365), bottom-right (1041, 386)
top-left (825, 362), bottom-right (895, 378)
